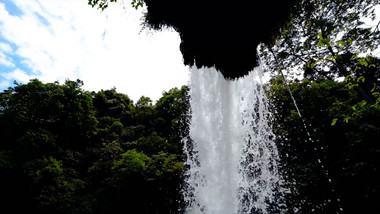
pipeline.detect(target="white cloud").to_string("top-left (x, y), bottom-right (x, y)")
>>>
top-left (1, 68), bottom-right (33, 83)
top-left (0, 51), bottom-right (15, 67)
top-left (0, 42), bottom-right (13, 53)
top-left (0, 41), bottom-right (15, 67)
top-left (0, 0), bottom-right (189, 102)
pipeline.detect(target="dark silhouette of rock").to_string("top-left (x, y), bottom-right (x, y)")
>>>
top-left (142, 0), bottom-right (298, 79)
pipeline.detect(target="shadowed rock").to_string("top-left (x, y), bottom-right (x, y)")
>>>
top-left (142, 0), bottom-right (299, 79)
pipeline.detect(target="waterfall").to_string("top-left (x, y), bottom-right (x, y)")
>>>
top-left (183, 65), bottom-right (286, 214)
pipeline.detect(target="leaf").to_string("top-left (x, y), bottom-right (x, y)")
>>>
top-left (331, 118), bottom-right (338, 126)
top-left (359, 100), bottom-right (367, 108)
top-left (343, 116), bottom-right (350, 123)
top-left (357, 76), bottom-right (365, 83)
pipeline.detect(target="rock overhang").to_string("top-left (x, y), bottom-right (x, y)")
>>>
top-left (141, 0), bottom-right (299, 79)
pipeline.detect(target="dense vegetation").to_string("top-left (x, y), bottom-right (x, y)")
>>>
top-left (0, 67), bottom-right (379, 213)
top-left (0, 80), bottom-right (189, 213)
top-left (269, 76), bottom-right (380, 213)
top-left (262, 0), bottom-right (380, 212)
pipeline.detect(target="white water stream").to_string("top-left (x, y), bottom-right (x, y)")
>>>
top-left (183, 66), bottom-right (286, 214)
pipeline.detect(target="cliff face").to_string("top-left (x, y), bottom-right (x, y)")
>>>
top-left (142, 0), bottom-right (298, 79)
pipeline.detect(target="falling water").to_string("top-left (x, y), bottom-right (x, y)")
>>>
top-left (183, 65), bottom-right (286, 214)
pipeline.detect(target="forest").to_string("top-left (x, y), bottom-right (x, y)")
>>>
top-left (1, 0), bottom-right (380, 213)
top-left (0, 66), bottom-right (379, 213)
top-left (0, 80), bottom-right (190, 213)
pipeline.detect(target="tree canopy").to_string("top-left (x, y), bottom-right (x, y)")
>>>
top-left (260, 1), bottom-right (380, 212)
top-left (260, 0), bottom-right (380, 79)
top-left (0, 79), bottom-right (189, 214)
top-left (260, 0), bottom-right (380, 124)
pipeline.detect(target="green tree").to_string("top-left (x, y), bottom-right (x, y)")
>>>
top-left (0, 79), bottom-right (99, 213)
top-left (92, 88), bottom-right (133, 125)
top-left (261, 0), bottom-right (380, 124)
top-left (261, 0), bottom-right (380, 80)
top-left (133, 96), bottom-right (155, 132)
top-left (0, 79), bottom-right (189, 213)
top-left (267, 77), bottom-right (380, 213)
top-left (155, 86), bottom-right (190, 158)
top-left (112, 149), bottom-right (183, 213)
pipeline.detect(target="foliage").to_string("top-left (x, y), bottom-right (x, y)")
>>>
top-left (261, 0), bottom-right (380, 128)
top-left (267, 77), bottom-right (380, 213)
top-left (0, 80), bottom-right (188, 214)
top-left (0, 74), bottom-right (378, 213)
top-left (88, 0), bottom-right (117, 11)
top-left (88, 0), bottom-right (144, 11)
top-left (260, 1), bottom-right (380, 212)
top-left (261, 0), bottom-right (380, 80)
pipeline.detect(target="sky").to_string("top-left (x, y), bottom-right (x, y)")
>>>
top-left (0, 0), bottom-right (189, 102)
top-left (1, 1), bottom-right (379, 102)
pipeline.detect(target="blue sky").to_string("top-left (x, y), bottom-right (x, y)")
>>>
top-left (0, 0), bottom-right (189, 102)
top-left (2, 0), bottom-right (22, 16)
